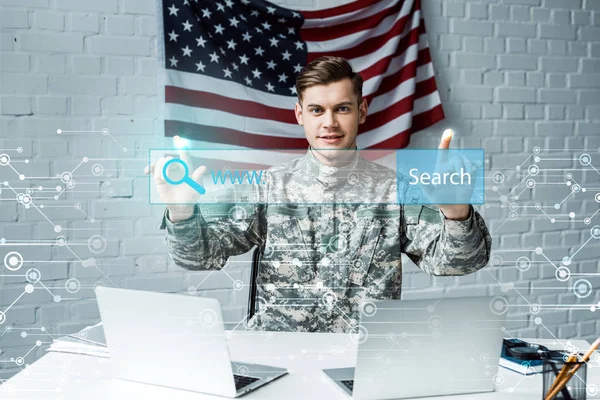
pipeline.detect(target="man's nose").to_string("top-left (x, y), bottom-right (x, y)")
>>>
top-left (322, 110), bottom-right (338, 129)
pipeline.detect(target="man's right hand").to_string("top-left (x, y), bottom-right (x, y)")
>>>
top-left (144, 136), bottom-right (207, 223)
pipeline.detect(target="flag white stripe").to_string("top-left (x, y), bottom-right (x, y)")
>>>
top-left (305, 1), bottom-right (414, 51)
top-left (302, 0), bottom-right (400, 28)
top-left (165, 103), bottom-right (304, 137)
top-left (414, 89), bottom-right (441, 115)
top-left (357, 91), bottom-right (442, 148)
top-left (166, 69), bottom-right (296, 110)
top-left (363, 41), bottom-right (418, 98)
top-left (317, 10), bottom-right (422, 73)
top-left (306, 8), bottom-right (419, 54)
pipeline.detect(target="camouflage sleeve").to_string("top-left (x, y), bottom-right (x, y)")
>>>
top-left (160, 202), bottom-right (264, 271)
top-left (401, 204), bottom-right (492, 276)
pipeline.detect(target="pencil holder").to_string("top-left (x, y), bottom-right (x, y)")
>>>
top-left (542, 351), bottom-right (587, 400)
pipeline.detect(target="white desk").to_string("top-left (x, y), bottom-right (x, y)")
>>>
top-left (2, 332), bottom-right (599, 399)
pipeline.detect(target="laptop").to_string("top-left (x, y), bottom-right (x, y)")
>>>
top-left (323, 296), bottom-right (506, 399)
top-left (95, 287), bottom-right (287, 397)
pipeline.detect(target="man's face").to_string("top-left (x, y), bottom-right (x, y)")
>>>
top-left (294, 78), bottom-right (368, 165)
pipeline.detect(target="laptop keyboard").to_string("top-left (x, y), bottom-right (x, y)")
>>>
top-left (341, 380), bottom-right (354, 392)
top-left (234, 374), bottom-right (260, 391)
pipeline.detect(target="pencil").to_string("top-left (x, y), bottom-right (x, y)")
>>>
top-left (544, 337), bottom-right (600, 400)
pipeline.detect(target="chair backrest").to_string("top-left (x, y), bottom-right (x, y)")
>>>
top-left (246, 246), bottom-right (262, 322)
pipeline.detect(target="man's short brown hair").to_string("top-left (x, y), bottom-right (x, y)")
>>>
top-left (295, 56), bottom-right (363, 104)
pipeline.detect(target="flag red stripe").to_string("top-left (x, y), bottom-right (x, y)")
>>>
top-left (165, 86), bottom-right (298, 125)
top-left (364, 51), bottom-right (435, 106)
top-left (359, 76), bottom-right (439, 134)
top-left (366, 104), bottom-right (445, 149)
top-left (307, 14), bottom-right (422, 63)
top-left (301, 0), bottom-right (385, 20)
top-left (362, 31), bottom-right (426, 102)
top-left (301, 0), bottom-right (405, 42)
top-left (358, 26), bottom-right (428, 81)
top-left (165, 120), bottom-right (308, 149)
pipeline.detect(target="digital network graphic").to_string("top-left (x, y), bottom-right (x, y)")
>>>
top-left (0, 133), bottom-right (599, 394)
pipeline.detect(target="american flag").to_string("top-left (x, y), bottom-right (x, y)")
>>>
top-left (158, 0), bottom-right (444, 151)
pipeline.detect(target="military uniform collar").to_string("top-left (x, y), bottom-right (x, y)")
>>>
top-left (306, 146), bottom-right (360, 185)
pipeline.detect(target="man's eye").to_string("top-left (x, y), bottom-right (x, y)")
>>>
top-left (338, 107), bottom-right (350, 112)
top-left (310, 108), bottom-right (321, 113)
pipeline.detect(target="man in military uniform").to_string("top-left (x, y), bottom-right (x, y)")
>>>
top-left (147, 56), bottom-right (492, 333)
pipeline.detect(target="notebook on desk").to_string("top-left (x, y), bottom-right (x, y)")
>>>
top-left (500, 337), bottom-right (592, 375)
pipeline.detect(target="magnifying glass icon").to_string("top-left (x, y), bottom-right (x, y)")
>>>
top-left (162, 158), bottom-right (206, 195)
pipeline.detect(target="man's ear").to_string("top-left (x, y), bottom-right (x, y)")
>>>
top-left (358, 98), bottom-right (368, 124)
top-left (295, 102), bottom-right (303, 125)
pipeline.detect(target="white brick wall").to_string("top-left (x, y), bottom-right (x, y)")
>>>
top-left (1, 0), bottom-right (599, 382)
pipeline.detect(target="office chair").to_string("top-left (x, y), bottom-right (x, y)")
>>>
top-left (246, 246), bottom-right (262, 322)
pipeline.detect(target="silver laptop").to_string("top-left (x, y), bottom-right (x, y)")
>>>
top-left (323, 296), bottom-right (506, 399)
top-left (95, 287), bottom-right (287, 397)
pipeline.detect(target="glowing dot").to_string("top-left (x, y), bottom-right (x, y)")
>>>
top-left (559, 270), bottom-right (567, 278)
top-left (566, 181), bottom-right (572, 186)
top-left (569, 212), bottom-right (575, 218)
top-left (534, 317), bottom-right (542, 325)
top-left (36, 340), bottom-right (41, 346)
top-left (535, 247), bottom-right (543, 254)
top-left (516, 166), bottom-right (520, 171)
top-left (19, 175), bottom-right (24, 180)
top-left (40, 205), bottom-right (44, 209)
top-left (24, 159), bottom-right (29, 164)
top-left (551, 218), bottom-right (556, 223)
top-left (54, 295), bottom-right (61, 303)
top-left (8, 256), bottom-right (18, 266)
top-left (83, 157), bottom-right (88, 162)
top-left (38, 186), bottom-right (43, 191)
top-left (56, 186), bottom-right (61, 192)
top-left (57, 129), bottom-right (62, 134)
top-left (54, 196), bottom-right (59, 200)
top-left (54, 225), bottom-right (62, 233)
top-left (24, 284), bottom-right (34, 293)
top-left (554, 204), bottom-right (560, 209)
top-left (41, 327), bottom-right (45, 331)
top-left (21, 332), bottom-right (27, 338)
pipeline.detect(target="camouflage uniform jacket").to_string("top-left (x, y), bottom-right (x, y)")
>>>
top-left (161, 148), bottom-right (492, 333)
